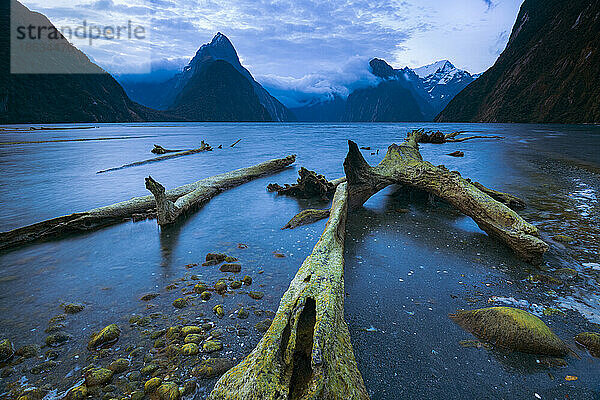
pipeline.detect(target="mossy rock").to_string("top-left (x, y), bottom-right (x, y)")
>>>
top-left (530, 274), bottom-right (562, 285)
top-left (224, 256), bottom-right (238, 263)
top-left (181, 343), bottom-right (199, 356)
top-left (219, 263), bottom-right (241, 273)
top-left (206, 253), bottom-right (227, 263)
top-left (209, 328), bottom-right (224, 338)
top-left (202, 340), bottom-right (223, 353)
top-left (181, 326), bottom-right (202, 336)
top-left (141, 363), bottom-right (159, 376)
top-left (45, 332), bottom-right (71, 347)
top-left (248, 291), bottom-right (264, 300)
top-left (172, 298), bottom-right (188, 308)
top-left (236, 308), bottom-right (249, 319)
top-left (254, 319), bottom-right (272, 333)
top-left (553, 234), bottom-right (575, 243)
top-left (15, 344), bottom-right (39, 359)
top-left (108, 358), bottom-right (130, 373)
top-left (88, 324), bottom-right (120, 350)
top-left (574, 332), bottom-right (600, 357)
top-left (150, 329), bottom-right (166, 339)
top-left (144, 377), bottom-right (162, 393)
top-left (214, 281), bottom-right (227, 294)
top-left (30, 360), bottom-right (57, 374)
top-left (140, 293), bottom-right (160, 301)
top-left (165, 326), bottom-right (181, 339)
top-left (200, 291), bottom-right (211, 301)
top-left (213, 304), bottom-right (225, 318)
top-left (193, 283), bottom-right (208, 294)
top-left (85, 367), bottom-right (114, 386)
top-left (230, 281), bottom-right (242, 289)
top-left (184, 334), bottom-right (206, 344)
top-left (18, 388), bottom-right (47, 400)
top-left (449, 307), bottom-right (569, 356)
top-left (0, 339), bottom-right (14, 362)
top-left (154, 338), bottom-right (167, 348)
top-left (65, 385), bottom-right (88, 400)
top-left (63, 303), bottom-right (85, 314)
top-left (242, 276), bottom-right (252, 286)
top-left (156, 382), bottom-right (180, 400)
top-left (192, 358), bottom-right (234, 379)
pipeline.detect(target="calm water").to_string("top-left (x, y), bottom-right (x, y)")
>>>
top-left (0, 123), bottom-right (599, 399)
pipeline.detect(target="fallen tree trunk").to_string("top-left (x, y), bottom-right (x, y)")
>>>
top-left (151, 144), bottom-right (187, 154)
top-left (343, 133), bottom-right (547, 264)
top-left (267, 168), bottom-right (345, 201)
top-left (209, 182), bottom-right (369, 400)
top-left (446, 135), bottom-right (504, 143)
top-left (413, 129), bottom-right (504, 144)
top-left (282, 209), bottom-right (331, 229)
top-left (97, 141), bottom-right (213, 174)
top-left (0, 155), bottom-right (296, 251)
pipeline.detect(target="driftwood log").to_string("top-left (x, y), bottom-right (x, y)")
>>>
top-left (415, 129), bottom-right (504, 144)
top-left (268, 168), bottom-right (345, 201)
top-left (97, 141), bottom-right (213, 174)
top-left (209, 183), bottom-right (369, 400)
top-left (343, 132), bottom-right (547, 264)
top-left (0, 155), bottom-right (296, 251)
top-left (151, 144), bottom-right (186, 154)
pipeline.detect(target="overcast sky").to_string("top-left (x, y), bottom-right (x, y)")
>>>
top-left (19, 0), bottom-right (523, 90)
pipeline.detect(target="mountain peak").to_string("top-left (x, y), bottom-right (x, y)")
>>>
top-left (188, 32), bottom-right (239, 72)
top-left (413, 60), bottom-right (456, 78)
top-left (369, 58), bottom-right (396, 79)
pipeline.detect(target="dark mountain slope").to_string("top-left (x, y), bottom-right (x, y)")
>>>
top-left (436, 0), bottom-right (600, 123)
top-left (168, 60), bottom-right (271, 122)
top-left (2, 0), bottom-right (164, 124)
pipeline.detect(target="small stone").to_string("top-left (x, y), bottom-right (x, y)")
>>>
top-left (165, 326), bottom-right (181, 339)
top-left (63, 303), bottom-right (85, 314)
top-left (141, 363), bottom-right (159, 376)
top-left (127, 370), bottom-right (142, 381)
top-left (129, 315), bottom-right (142, 324)
top-left (200, 291), bottom-right (211, 301)
top-left (85, 367), bottom-right (114, 386)
top-left (219, 263), bottom-right (241, 273)
top-left (575, 332), bottom-right (600, 357)
top-left (184, 334), bottom-right (206, 344)
top-left (172, 298), bottom-right (188, 308)
top-left (181, 343), bottom-right (199, 356)
top-left (45, 349), bottom-right (59, 360)
top-left (65, 385), bottom-right (87, 400)
top-left (0, 339), bottom-right (14, 362)
top-left (214, 281), bottom-right (227, 294)
top-left (192, 358), bottom-right (234, 379)
top-left (202, 340), bottom-right (223, 353)
top-left (230, 281), bottom-right (242, 289)
top-left (242, 276), bottom-right (252, 286)
top-left (206, 253), bottom-right (227, 263)
top-left (181, 380), bottom-right (196, 396)
top-left (45, 332), bottom-right (71, 347)
top-left (14, 344), bottom-right (39, 359)
top-left (202, 323), bottom-right (213, 331)
top-left (45, 323), bottom-right (67, 333)
top-left (137, 316), bottom-right (152, 327)
top-left (108, 358), bottom-right (130, 373)
top-left (248, 291), bottom-right (264, 300)
top-left (236, 308), bottom-right (249, 319)
top-left (144, 377), bottom-right (162, 393)
top-left (255, 319), bottom-right (272, 333)
top-left (102, 384), bottom-right (118, 393)
top-left (191, 275), bottom-right (201, 280)
top-left (209, 328), bottom-right (224, 338)
top-left (30, 360), bottom-right (57, 374)
top-left (88, 324), bottom-right (120, 350)
top-left (140, 293), bottom-right (160, 301)
top-left (181, 326), bottom-right (203, 335)
top-left (224, 256), bottom-right (238, 263)
top-left (194, 283), bottom-right (208, 294)
top-left (213, 304), bottom-right (225, 318)
top-left (553, 234), bottom-right (575, 243)
top-left (156, 382), bottom-right (180, 400)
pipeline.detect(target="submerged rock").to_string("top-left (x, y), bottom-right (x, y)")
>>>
top-left (449, 307), bottom-right (568, 356)
top-left (200, 291), bottom-right (211, 301)
top-left (202, 340), bottom-right (223, 353)
top-left (192, 358), bottom-right (234, 379)
top-left (248, 291), bottom-right (264, 300)
top-left (0, 339), bottom-right (14, 362)
top-left (242, 276), bottom-right (252, 286)
top-left (88, 324), bottom-right (121, 350)
top-left (220, 263), bottom-right (241, 273)
top-left (172, 298), bottom-right (188, 308)
top-left (45, 332), bottom-right (71, 347)
top-left (181, 326), bottom-right (202, 336)
top-left (574, 332), bottom-right (600, 357)
top-left (184, 334), bottom-right (206, 344)
top-left (181, 343), bottom-right (199, 356)
top-left (214, 281), bottom-right (228, 294)
top-left (145, 377), bottom-right (162, 393)
top-left (157, 382), bottom-right (180, 400)
top-left (30, 360), bottom-right (57, 374)
top-left (213, 304), bottom-right (225, 318)
top-left (237, 308), bottom-right (249, 319)
top-left (194, 283), bottom-right (208, 294)
top-left (140, 293), bottom-right (160, 301)
top-left (15, 344), bottom-right (39, 359)
top-left (230, 280), bottom-right (242, 289)
top-left (553, 234), bottom-right (575, 243)
top-left (108, 358), bottom-right (130, 373)
top-left (224, 256), bottom-right (238, 263)
top-left (65, 385), bottom-right (88, 400)
top-left (63, 303), bottom-right (85, 314)
top-left (85, 367), bottom-right (114, 386)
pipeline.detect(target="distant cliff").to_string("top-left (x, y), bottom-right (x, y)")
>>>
top-left (436, 0), bottom-right (600, 123)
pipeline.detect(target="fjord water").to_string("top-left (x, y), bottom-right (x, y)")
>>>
top-left (0, 123), bottom-right (599, 399)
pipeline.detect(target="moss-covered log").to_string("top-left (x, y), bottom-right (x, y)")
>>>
top-left (0, 155), bottom-right (296, 250)
top-left (97, 141), bottom-right (213, 174)
top-left (343, 132), bottom-right (547, 264)
top-left (282, 209), bottom-right (331, 229)
top-left (267, 168), bottom-right (345, 201)
top-left (209, 183), bottom-right (369, 400)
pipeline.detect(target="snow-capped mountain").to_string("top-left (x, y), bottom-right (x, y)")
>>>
top-left (415, 60), bottom-right (477, 112)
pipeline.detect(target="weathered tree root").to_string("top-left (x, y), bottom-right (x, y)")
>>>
top-left (268, 168), bottom-right (345, 201)
top-left (343, 132), bottom-right (547, 264)
top-left (282, 209), bottom-right (331, 229)
top-left (0, 156), bottom-right (296, 251)
top-left (470, 181), bottom-right (526, 211)
top-left (209, 183), bottom-right (369, 400)
top-left (97, 141), bottom-right (213, 174)
top-left (151, 144), bottom-right (187, 154)
top-left (411, 129), bottom-right (504, 144)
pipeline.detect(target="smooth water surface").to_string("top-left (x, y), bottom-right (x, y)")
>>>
top-left (0, 123), bottom-right (599, 399)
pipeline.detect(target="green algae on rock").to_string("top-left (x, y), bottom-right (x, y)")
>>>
top-left (108, 358), bottom-right (130, 373)
top-left (184, 334), bottom-right (206, 344)
top-left (45, 332), bottom-right (71, 347)
top-left (450, 307), bottom-right (569, 356)
top-left (172, 298), bottom-right (188, 308)
top-left (140, 293), bottom-right (160, 301)
top-left (574, 332), bottom-right (600, 357)
top-left (65, 385), bottom-right (88, 400)
top-left (193, 358), bottom-right (234, 379)
top-left (248, 291), bottom-right (264, 300)
top-left (213, 304), bottom-right (225, 318)
top-left (0, 339), bottom-right (14, 362)
top-left (209, 183), bottom-right (369, 400)
top-left (220, 263), bottom-right (242, 273)
top-left (63, 303), bottom-right (85, 314)
top-left (181, 343), bottom-right (200, 356)
top-left (181, 326), bottom-right (203, 336)
top-left (15, 344), bottom-right (39, 359)
top-left (230, 281), bottom-right (242, 289)
top-left (157, 382), bottom-right (180, 400)
top-left (214, 281), bottom-right (228, 294)
top-left (200, 291), bottom-right (212, 300)
top-left (85, 367), bottom-right (114, 386)
top-left (203, 340), bottom-right (223, 353)
top-left (241, 276), bottom-right (252, 286)
top-left (88, 324), bottom-right (121, 349)
top-left (194, 283), bottom-right (208, 294)
top-left (145, 377), bottom-right (163, 393)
